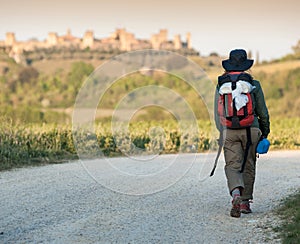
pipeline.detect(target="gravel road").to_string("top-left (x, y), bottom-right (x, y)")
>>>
top-left (1, 150), bottom-right (299, 243)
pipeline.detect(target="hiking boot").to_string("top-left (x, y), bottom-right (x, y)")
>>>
top-left (240, 201), bottom-right (252, 214)
top-left (230, 197), bottom-right (241, 218)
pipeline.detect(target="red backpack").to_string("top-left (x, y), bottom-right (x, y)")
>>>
top-left (217, 72), bottom-right (254, 129)
top-left (210, 72), bottom-right (255, 177)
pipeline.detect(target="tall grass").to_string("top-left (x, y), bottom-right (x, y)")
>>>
top-left (274, 190), bottom-right (300, 243)
top-left (0, 118), bottom-right (77, 170)
top-left (0, 117), bottom-right (299, 171)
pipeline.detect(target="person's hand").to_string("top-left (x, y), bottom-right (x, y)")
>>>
top-left (260, 135), bottom-right (267, 141)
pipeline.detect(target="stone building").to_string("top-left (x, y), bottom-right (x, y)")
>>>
top-left (58, 29), bottom-right (81, 47)
top-left (0, 28), bottom-right (196, 63)
top-left (5, 32), bottom-right (16, 46)
top-left (150, 29), bottom-right (168, 49)
top-left (174, 34), bottom-right (182, 49)
top-left (47, 32), bottom-right (58, 46)
top-left (82, 30), bottom-right (94, 49)
top-left (186, 32), bottom-right (191, 49)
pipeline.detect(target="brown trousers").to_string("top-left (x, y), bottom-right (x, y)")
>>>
top-left (223, 127), bottom-right (262, 200)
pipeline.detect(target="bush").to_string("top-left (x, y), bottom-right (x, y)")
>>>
top-left (18, 67), bottom-right (39, 84)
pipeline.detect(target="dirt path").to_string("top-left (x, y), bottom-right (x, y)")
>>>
top-left (1, 150), bottom-right (299, 243)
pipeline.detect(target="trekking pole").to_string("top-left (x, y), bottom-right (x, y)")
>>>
top-left (210, 132), bottom-right (223, 177)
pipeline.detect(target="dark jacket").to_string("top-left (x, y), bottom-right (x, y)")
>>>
top-left (214, 78), bottom-right (270, 138)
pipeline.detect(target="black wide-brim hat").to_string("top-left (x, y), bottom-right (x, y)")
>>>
top-left (222, 49), bottom-right (254, 71)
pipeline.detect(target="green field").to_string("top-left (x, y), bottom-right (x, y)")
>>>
top-left (1, 117), bottom-right (300, 171)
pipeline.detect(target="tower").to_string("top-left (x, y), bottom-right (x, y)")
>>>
top-left (174, 35), bottom-right (182, 49)
top-left (82, 30), bottom-right (94, 48)
top-left (186, 32), bottom-right (191, 49)
top-left (256, 51), bottom-right (260, 65)
top-left (159, 29), bottom-right (168, 42)
top-left (5, 32), bottom-right (16, 46)
top-left (47, 32), bottom-right (58, 46)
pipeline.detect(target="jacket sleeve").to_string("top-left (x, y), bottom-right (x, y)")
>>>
top-left (253, 80), bottom-right (270, 137)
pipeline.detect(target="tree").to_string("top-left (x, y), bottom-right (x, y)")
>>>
top-left (66, 61), bottom-right (94, 100)
top-left (292, 40), bottom-right (300, 55)
top-left (18, 67), bottom-right (39, 84)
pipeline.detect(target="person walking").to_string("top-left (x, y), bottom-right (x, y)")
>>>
top-left (214, 49), bottom-right (270, 218)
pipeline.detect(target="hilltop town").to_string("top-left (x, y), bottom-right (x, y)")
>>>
top-left (0, 29), bottom-right (199, 64)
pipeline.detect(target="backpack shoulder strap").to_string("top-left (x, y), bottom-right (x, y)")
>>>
top-left (218, 74), bottom-right (231, 86)
top-left (218, 72), bottom-right (253, 86)
top-left (237, 73), bottom-right (253, 83)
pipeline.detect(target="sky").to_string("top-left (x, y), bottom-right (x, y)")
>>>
top-left (1, 0), bottom-right (299, 61)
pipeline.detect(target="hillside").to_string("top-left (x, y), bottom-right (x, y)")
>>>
top-left (1, 49), bottom-right (300, 123)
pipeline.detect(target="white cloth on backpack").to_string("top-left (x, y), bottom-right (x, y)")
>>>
top-left (219, 80), bottom-right (256, 111)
